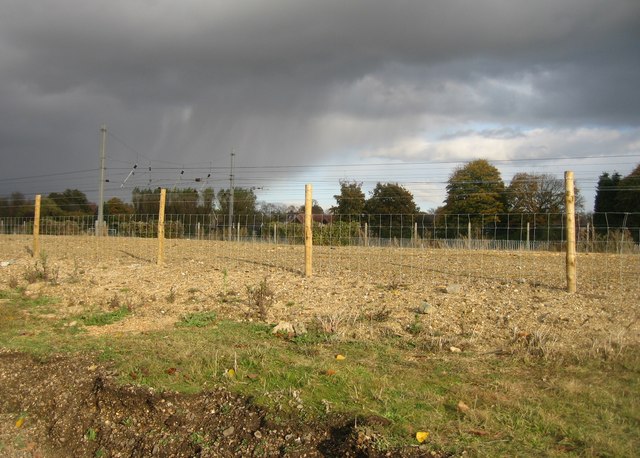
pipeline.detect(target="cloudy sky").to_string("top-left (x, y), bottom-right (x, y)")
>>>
top-left (1, 0), bottom-right (639, 211)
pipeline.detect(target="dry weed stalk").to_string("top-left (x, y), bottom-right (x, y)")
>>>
top-left (247, 277), bottom-right (274, 321)
top-left (316, 308), bottom-right (360, 335)
top-left (526, 327), bottom-right (557, 359)
top-left (510, 326), bottom-right (558, 359)
top-left (589, 331), bottom-right (628, 360)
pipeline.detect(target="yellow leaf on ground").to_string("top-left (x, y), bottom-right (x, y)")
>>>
top-left (416, 431), bottom-right (429, 443)
top-left (226, 368), bottom-right (236, 378)
top-left (457, 400), bottom-right (470, 413)
top-left (15, 417), bottom-right (25, 428)
top-left (335, 354), bottom-right (346, 361)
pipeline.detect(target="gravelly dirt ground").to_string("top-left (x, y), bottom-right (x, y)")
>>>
top-left (0, 235), bottom-right (638, 456)
top-left (0, 351), bottom-right (436, 457)
top-left (2, 235), bottom-right (638, 353)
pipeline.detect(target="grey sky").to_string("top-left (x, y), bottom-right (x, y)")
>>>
top-left (1, 0), bottom-right (639, 210)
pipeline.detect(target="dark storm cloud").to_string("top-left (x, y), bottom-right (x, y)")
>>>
top-left (0, 0), bottom-right (639, 200)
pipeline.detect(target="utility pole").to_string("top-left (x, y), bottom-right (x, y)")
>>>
top-left (97, 124), bottom-right (107, 236)
top-left (228, 150), bottom-right (235, 241)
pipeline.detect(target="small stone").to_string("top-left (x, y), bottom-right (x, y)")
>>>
top-left (449, 346), bottom-right (462, 353)
top-left (24, 283), bottom-right (44, 295)
top-left (223, 426), bottom-right (235, 437)
top-left (292, 322), bottom-right (307, 336)
top-left (254, 430), bottom-right (262, 439)
top-left (445, 284), bottom-right (462, 294)
top-left (272, 321), bottom-right (295, 336)
top-left (416, 302), bottom-right (432, 314)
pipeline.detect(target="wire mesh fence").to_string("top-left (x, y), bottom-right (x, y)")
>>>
top-left (1, 211), bottom-right (639, 251)
top-left (1, 212), bottom-right (638, 287)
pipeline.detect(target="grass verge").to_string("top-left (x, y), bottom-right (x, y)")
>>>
top-left (1, 288), bottom-right (638, 456)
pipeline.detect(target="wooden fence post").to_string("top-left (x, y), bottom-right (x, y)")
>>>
top-left (304, 184), bottom-right (313, 277)
top-left (364, 222), bottom-right (368, 247)
top-left (33, 194), bottom-right (41, 257)
top-left (565, 171), bottom-right (577, 293)
top-left (157, 188), bottom-right (166, 266)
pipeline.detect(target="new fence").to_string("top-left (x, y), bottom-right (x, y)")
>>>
top-left (2, 210), bottom-right (638, 297)
top-left (1, 211), bottom-right (638, 253)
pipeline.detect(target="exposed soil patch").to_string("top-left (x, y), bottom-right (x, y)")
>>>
top-left (0, 351), bottom-right (434, 457)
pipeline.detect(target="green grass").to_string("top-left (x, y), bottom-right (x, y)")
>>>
top-left (80, 307), bottom-right (130, 326)
top-left (1, 287), bottom-right (639, 456)
top-left (176, 311), bottom-right (217, 328)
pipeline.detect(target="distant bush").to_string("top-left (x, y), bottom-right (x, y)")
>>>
top-left (579, 229), bottom-right (638, 253)
top-left (116, 220), bottom-right (184, 238)
top-left (314, 221), bottom-right (362, 246)
top-left (267, 221), bottom-right (362, 246)
top-left (41, 218), bottom-right (82, 235)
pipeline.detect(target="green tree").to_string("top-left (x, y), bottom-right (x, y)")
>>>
top-left (0, 196), bottom-right (7, 218)
top-left (507, 173), bottom-right (584, 214)
top-left (331, 180), bottom-right (366, 216)
top-left (297, 200), bottom-right (324, 215)
top-left (615, 163), bottom-right (640, 240)
top-left (48, 189), bottom-right (93, 215)
top-left (167, 188), bottom-right (199, 215)
top-left (257, 202), bottom-right (289, 218)
top-left (200, 187), bottom-right (215, 214)
top-left (616, 164), bottom-right (640, 213)
top-left (506, 172), bottom-right (584, 241)
top-left (0, 192), bottom-right (30, 217)
top-left (444, 159), bottom-right (506, 225)
top-left (364, 182), bottom-right (419, 239)
top-left (593, 171), bottom-right (623, 233)
top-left (40, 197), bottom-right (65, 217)
top-left (217, 187), bottom-right (257, 218)
top-left (105, 197), bottom-right (134, 216)
top-left (132, 187), bottom-right (161, 216)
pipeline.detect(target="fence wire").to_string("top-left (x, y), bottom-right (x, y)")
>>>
top-left (1, 213), bottom-right (638, 295)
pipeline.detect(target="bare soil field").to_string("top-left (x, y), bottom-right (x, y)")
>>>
top-left (0, 234), bottom-right (639, 457)
top-left (1, 235), bottom-right (638, 354)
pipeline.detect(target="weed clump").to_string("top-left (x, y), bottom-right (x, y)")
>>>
top-left (23, 251), bottom-right (58, 284)
top-left (367, 305), bottom-right (391, 323)
top-left (247, 277), bottom-right (274, 321)
top-left (177, 311), bottom-right (217, 328)
top-left (81, 307), bottom-right (130, 326)
top-left (406, 314), bottom-right (424, 336)
top-left (166, 286), bottom-right (177, 304)
top-left (108, 293), bottom-right (121, 309)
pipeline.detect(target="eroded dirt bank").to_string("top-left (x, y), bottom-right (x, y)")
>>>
top-left (0, 351), bottom-right (434, 458)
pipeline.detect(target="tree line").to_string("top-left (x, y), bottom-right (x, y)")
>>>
top-left (1, 159), bottom-right (638, 239)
